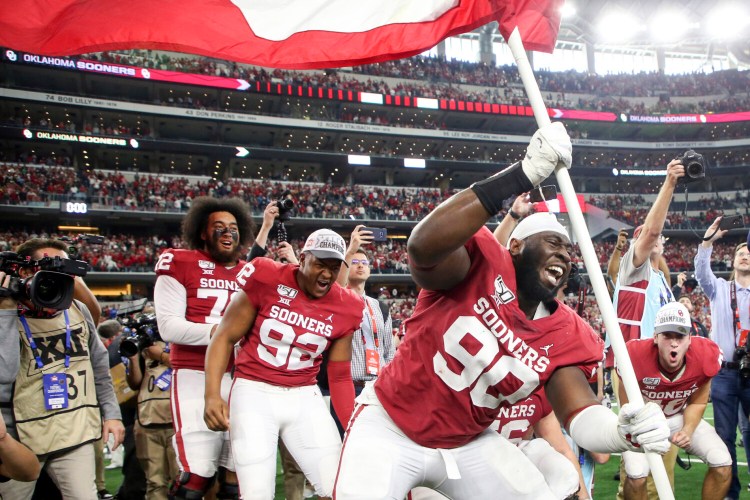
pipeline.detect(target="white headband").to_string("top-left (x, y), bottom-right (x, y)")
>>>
top-left (507, 213), bottom-right (569, 245)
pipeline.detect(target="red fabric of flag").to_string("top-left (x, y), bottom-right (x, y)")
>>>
top-left (0, 0), bottom-right (561, 69)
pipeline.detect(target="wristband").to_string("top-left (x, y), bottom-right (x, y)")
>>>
top-left (508, 209), bottom-right (521, 221)
top-left (470, 162), bottom-right (533, 216)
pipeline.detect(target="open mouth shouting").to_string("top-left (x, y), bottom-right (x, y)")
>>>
top-left (544, 264), bottom-right (565, 287)
top-left (314, 277), bottom-right (332, 295)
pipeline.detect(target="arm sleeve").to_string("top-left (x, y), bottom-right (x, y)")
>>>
top-left (247, 242), bottom-right (268, 261)
top-left (154, 275), bottom-right (214, 345)
top-left (568, 404), bottom-right (630, 453)
top-left (694, 245), bottom-right (718, 300)
top-left (328, 360), bottom-right (355, 428)
top-left (81, 303), bottom-right (121, 421)
top-left (381, 307), bottom-right (395, 363)
top-left (0, 309), bottom-right (19, 405)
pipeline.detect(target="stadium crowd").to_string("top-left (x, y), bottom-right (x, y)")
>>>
top-left (4, 163), bottom-right (750, 221)
top-left (82, 50), bottom-right (750, 115)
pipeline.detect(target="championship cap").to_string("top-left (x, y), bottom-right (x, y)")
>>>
top-left (507, 213), bottom-right (569, 245)
top-left (302, 229), bottom-right (348, 265)
top-left (653, 302), bottom-right (692, 336)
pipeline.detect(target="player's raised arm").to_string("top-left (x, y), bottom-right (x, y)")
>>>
top-left (408, 122), bottom-right (571, 291)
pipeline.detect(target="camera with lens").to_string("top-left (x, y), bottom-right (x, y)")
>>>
top-left (675, 149), bottom-right (706, 184)
top-left (60, 234), bottom-right (105, 259)
top-left (734, 333), bottom-right (750, 379)
top-left (273, 190), bottom-right (296, 248)
top-left (0, 251), bottom-right (90, 310)
top-left (119, 313), bottom-right (162, 358)
top-left (275, 190), bottom-right (295, 223)
top-left (564, 264), bottom-right (584, 296)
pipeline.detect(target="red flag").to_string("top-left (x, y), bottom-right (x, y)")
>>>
top-left (0, 0), bottom-right (561, 70)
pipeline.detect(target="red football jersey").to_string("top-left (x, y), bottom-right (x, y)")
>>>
top-left (375, 228), bottom-right (604, 448)
top-left (492, 389), bottom-right (552, 445)
top-left (619, 336), bottom-right (722, 417)
top-left (234, 258), bottom-right (364, 387)
top-left (155, 248), bottom-right (245, 370)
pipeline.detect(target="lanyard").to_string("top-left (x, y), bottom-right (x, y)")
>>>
top-left (363, 299), bottom-right (380, 348)
top-left (19, 310), bottom-right (71, 370)
top-left (730, 281), bottom-right (749, 347)
top-left (657, 273), bottom-right (673, 307)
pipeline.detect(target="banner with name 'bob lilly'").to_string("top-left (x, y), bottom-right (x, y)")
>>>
top-left (0, 0), bottom-right (562, 69)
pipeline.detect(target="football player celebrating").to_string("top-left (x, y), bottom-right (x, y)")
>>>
top-left (617, 301), bottom-right (731, 500)
top-left (334, 122), bottom-right (671, 499)
top-left (154, 197), bottom-right (254, 500)
top-left (204, 229), bottom-right (364, 500)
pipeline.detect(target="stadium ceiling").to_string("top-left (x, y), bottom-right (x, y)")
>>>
top-left (459, 0), bottom-right (750, 67)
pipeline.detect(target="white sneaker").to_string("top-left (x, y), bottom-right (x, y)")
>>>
top-left (105, 445), bottom-right (124, 469)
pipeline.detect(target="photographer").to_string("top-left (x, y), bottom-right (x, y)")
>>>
top-left (123, 322), bottom-right (177, 500)
top-left (694, 218), bottom-right (750, 500)
top-left (0, 273), bottom-right (41, 484)
top-left (608, 159), bottom-right (685, 499)
top-left (0, 239), bottom-right (124, 500)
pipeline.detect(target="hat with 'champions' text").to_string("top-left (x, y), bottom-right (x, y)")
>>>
top-left (302, 229), bottom-right (348, 265)
top-left (653, 302), bottom-right (691, 336)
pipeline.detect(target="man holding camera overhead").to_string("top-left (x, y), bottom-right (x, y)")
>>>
top-left (0, 238), bottom-right (123, 500)
top-left (153, 197), bottom-right (254, 500)
top-left (695, 217), bottom-right (750, 500)
top-left (608, 157), bottom-right (687, 498)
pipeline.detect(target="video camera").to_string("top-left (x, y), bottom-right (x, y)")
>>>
top-left (0, 251), bottom-right (89, 310)
top-left (60, 234), bottom-right (105, 259)
top-left (118, 313), bottom-right (162, 358)
top-left (676, 150), bottom-right (706, 184)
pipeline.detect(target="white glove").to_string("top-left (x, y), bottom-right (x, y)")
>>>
top-left (617, 402), bottom-right (671, 454)
top-left (521, 121), bottom-right (572, 187)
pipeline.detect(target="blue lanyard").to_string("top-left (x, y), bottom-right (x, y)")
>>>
top-left (19, 310), bottom-right (71, 370)
top-left (658, 273), bottom-right (673, 306)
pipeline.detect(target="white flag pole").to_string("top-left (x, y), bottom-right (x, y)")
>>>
top-left (506, 27), bottom-right (674, 500)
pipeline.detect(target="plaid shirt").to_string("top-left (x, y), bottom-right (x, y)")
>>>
top-left (350, 294), bottom-right (395, 383)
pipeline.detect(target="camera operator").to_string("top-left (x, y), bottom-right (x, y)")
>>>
top-left (123, 321), bottom-right (178, 500)
top-left (0, 239), bottom-right (124, 500)
top-left (694, 218), bottom-right (750, 500)
top-left (605, 159), bottom-right (686, 499)
top-left (0, 272), bottom-right (41, 484)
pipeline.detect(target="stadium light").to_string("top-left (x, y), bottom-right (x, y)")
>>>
top-left (348, 154), bottom-right (370, 166)
top-left (649, 11), bottom-right (691, 43)
top-left (597, 11), bottom-right (643, 43)
top-left (560, 2), bottom-right (576, 19)
top-left (706, 4), bottom-right (750, 40)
